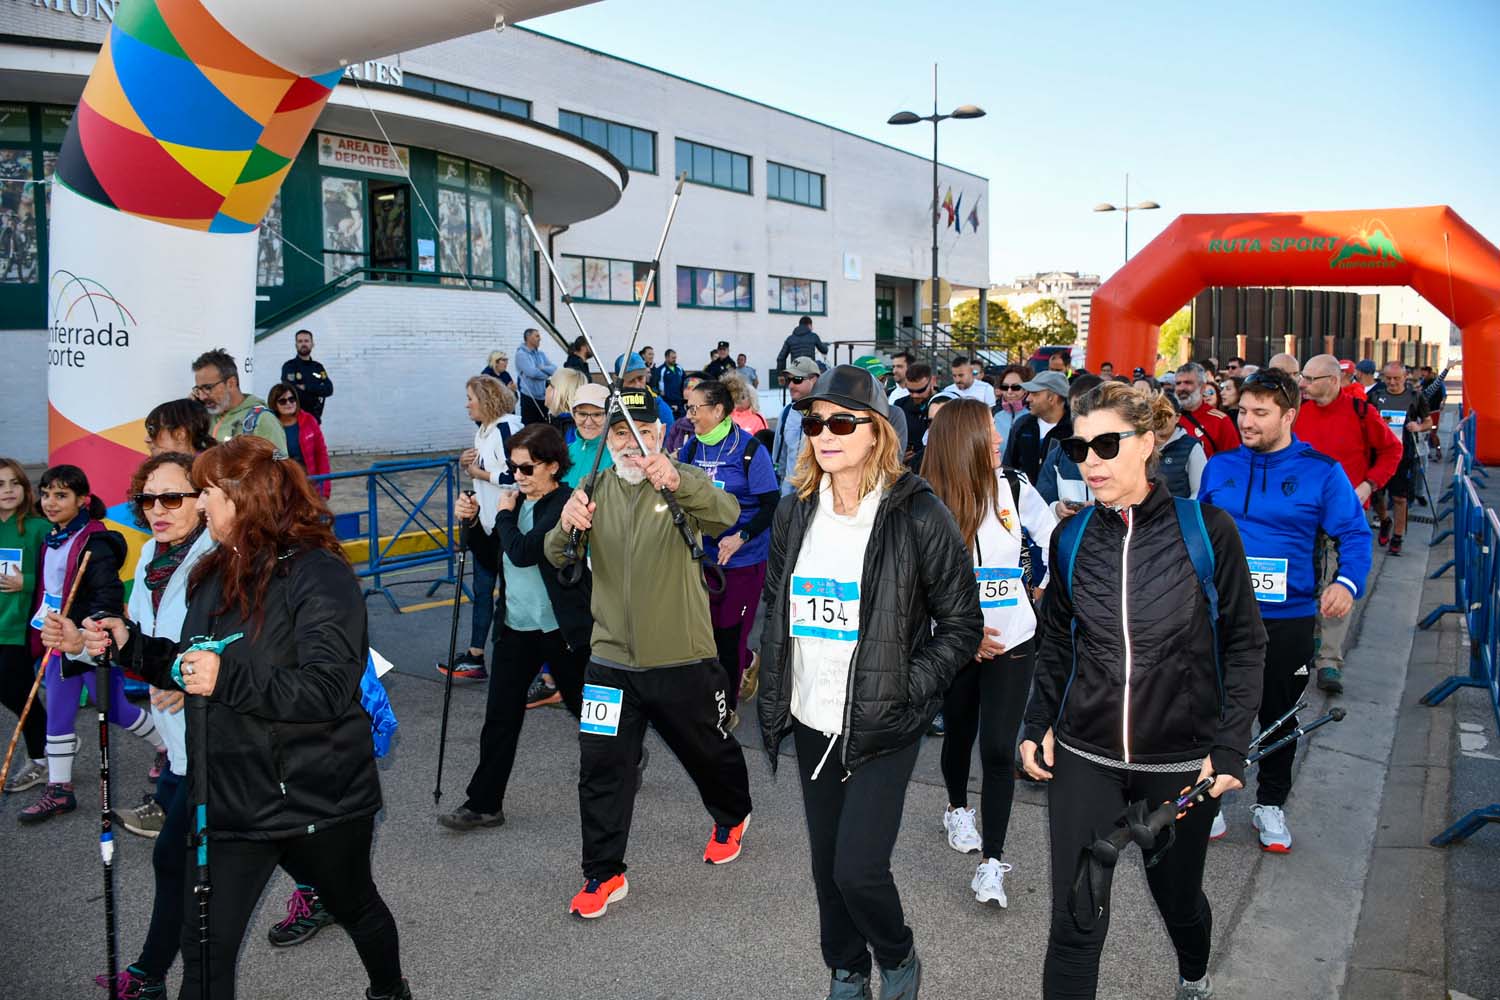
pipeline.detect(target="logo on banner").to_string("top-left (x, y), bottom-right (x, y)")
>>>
top-left (48, 270), bottom-right (134, 369)
top-left (1328, 220), bottom-right (1403, 271)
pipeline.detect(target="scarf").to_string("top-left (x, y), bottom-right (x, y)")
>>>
top-left (44, 510), bottom-right (89, 549)
top-left (1001, 399), bottom-right (1026, 415)
top-left (697, 415), bottom-right (734, 446)
top-left (144, 523), bottom-right (206, 613)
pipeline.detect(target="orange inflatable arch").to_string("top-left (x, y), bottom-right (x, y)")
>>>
top-left (1088, 206), bottom-right (1500, 462)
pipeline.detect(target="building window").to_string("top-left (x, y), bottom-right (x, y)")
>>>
top-left (559, 254), bottom-right (658, 305)
top-left (767, 162), bottom-right (824, 209)
top-left (677, 266), bottom-right (752, 311)
top-left (674, 139), bottom-right (750, 194)
top-left (767, 275), bottom-right (826, 315)
top-left (404, 73), bottom-right (531, 119)
top-left (559, 111), bottom-right (655, 173)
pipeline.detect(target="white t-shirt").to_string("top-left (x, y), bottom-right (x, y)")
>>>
top-left (473, 414), bottom-right (523, 532)
top-left (789, 480), bottom-right (884, 734)
top-left (972, 470), bottom-right (1057, 651)
top-left (888, 385), bottom-right (910, 405)
top-left (950, 380), bottom-right (997, 408)
top-left (1037, 416), bottom-right (1058, 441)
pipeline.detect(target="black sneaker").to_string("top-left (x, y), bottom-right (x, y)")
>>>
top-left (1388, 535), bottom-right (1403, 557)
top-left (437, 650), bottom-right (487, 681)
top-left (267, 885), bottom-right (335, 947)
top-left (1377, 518), bottom-right (1393, 547)
top-left (525, 672), bottom-right (560, 709)
top-left (366, 979), bottom-right (413, 1000)
top-left (437, 806), bottom-right (505, 831)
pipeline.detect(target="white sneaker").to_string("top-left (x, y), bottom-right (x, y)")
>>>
top-left (971, 858), bottom-right (1012, 907)
top-left (943, 806), bottom-right (982, 854)
top-left (1250, 804), bottom-right (1292, 853)
top-left (1208, 811), bottom-right (1227, 841)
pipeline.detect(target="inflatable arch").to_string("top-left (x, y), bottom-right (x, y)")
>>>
top-left (1087, 207), bottom-right (1500, 462)
top-left (46, 0), bottom-right (589, 535)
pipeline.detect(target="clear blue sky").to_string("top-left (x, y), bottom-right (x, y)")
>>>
top-left (529, 0), bottom-right (1500, 284)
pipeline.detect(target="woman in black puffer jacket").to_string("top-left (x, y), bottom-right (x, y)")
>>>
top-left (83, 437), bottom-right (410, 1000)
top-left (756, 366), bottom-right (981, 1000)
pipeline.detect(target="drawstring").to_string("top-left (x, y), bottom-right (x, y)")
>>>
top-left (810, 731), bottom-right (839, 781)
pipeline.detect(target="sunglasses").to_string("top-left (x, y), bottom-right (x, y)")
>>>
top-left (1058, 431), bottom-right (1139, 463)
top-left (507, 461), bottom-right (541, 477)
top-left (1001, 383), bottom-right (1025, 392)
top-left (788, 375), bottom-right (816, 385)
top-left (1246, 371), bottom-right (1298, 408)
top-left (131, 491), bottom-right (201, 511)
top-left (801, 413), bottom-right (873, 437)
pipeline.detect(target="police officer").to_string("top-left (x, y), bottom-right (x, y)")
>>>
top-left (280, 329), bottom-right (334, 423)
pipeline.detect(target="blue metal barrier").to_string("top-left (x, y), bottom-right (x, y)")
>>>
top-left (311, 459), bottom-right (463, 613)
top-left (1420, 427), bottom-right (1500, 845)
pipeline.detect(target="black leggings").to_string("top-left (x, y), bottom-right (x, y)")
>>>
top-left (137, 772), bottom-right (189, 978)
top-left (1043, 745), bottom-right (1219, 999)
top-left (0, 644), bottom-right (47, 761)
top-left (179, 816), bottom-right (401, 1000)
top-left (939, 638), bottom-right (1035, 860)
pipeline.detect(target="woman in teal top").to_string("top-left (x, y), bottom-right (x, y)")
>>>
top-left (0, 458), bottom-right (50, 793)
top-left (563, 384), bottom-right (614, 488)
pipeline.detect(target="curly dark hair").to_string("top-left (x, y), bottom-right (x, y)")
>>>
top-left (127, 452), bottom-right (199, 530)
top-left (145, 398), bottom-right (216, 453)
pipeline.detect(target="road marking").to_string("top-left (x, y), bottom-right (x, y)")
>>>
top-left (400, 596), bottom-right (469, 613)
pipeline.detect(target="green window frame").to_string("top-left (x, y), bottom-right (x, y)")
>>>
top-left (674, 138), bottom-right (751, 194)
top-left (767, 275), bottom-right (827, 315)
top-left (559, 254), bottom-right (659, 306)
top-left (559, 111), bottom-right (656, 173)
top-left (676, 266), bottom-right (753, 312)
top-left (767, 161), bottom-right (825, 209)
top-left (404, 73), bottom-right (531, 119)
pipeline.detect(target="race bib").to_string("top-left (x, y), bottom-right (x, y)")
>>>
top-left (1247, 556), bottom-right (1288, 603)
top-left (790, 576), bottom-right (860, 642)
top-left (1380, 409), bottom-right (1406, 432)
top-left (30, 592), bottom-right (62, 631)
top-left (0, 547), bottom-right (21, 579)
top-left (975, 566), bottom-right (1024, 608)
top-left (580, 684), bottom-right (623, 737)
top-left (713, 479), bottom-right (726, 491)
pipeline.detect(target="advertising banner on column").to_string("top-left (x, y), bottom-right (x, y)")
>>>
top-left (47, 182), bottom-right (257, 511)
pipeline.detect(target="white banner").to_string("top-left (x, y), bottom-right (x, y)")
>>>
top-left (317, 132), bottom-right (410, 177)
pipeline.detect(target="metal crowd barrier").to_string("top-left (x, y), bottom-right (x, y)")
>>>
top-left (311, 458), bottom-right (462, 613)
top-left (1418, 411), bottom-right (1499, 845)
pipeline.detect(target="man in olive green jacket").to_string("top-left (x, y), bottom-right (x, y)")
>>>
top-left (545, 387), bottom-right (752, 920)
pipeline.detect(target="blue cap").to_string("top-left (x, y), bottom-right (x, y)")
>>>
top-left (1355, 359), bottom-right (1377, 374)
top-left (613, 352), bottom-right (647, 376)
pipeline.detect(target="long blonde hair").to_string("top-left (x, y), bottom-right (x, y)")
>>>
top-left (920, 398), bottom-right (999, 550)
top-left (546, 367), bottom-right (587, 415)
top-left (1071, 381), bottom-right (1179, 474)
top-left (789, 409), bottom-right (907, 501)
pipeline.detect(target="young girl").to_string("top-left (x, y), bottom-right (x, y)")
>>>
top-left (0, 458), bottom-right (49, 793)
top-left (18, 465), bottom-right (165, 824)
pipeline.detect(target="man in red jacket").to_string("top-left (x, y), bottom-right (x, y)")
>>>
top-left (1174, 362), bottom-right (1241, 457)
top-left (1294, 354), bottom-right (1402, 694)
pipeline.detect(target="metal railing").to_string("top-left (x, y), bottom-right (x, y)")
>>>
top-left (1417, 411), bottom-right (1499, 845)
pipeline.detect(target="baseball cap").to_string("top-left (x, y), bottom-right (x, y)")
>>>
top-left (612, 352), bottom-right (647, 377)
top-left (572, 383), bottom-right (608, 412)
top-left (791, 365), bottom-right (891, 419)
top-left (785, 357), bottom-right (821, 379)
top-left (1019, 371), bottom-right (1070, 397)
top-left (853, 354), bottom-right (891, 378)
top-left (1339, 359), bottom-right (1356, 375)
top-left (607, 386), bottom-right (663, 426)
top-left (1355, 359), bottom-right (1378, 374)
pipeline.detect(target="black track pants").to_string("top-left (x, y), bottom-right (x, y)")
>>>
top-left (1256, 616), bottom-right (1316, 807)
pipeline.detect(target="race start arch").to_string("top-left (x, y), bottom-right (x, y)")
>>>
top-left (1088, 207), bottom-right (1500, 463)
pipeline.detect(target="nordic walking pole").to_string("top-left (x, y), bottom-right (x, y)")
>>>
top-left (434, 491), bottom-right (473, 807)
top-left (92, 614), bottom-right (120, 1000)
top-left (1, 550), bottom-right (92, 791)
top-left (1247, 699), bottom-right (1307, 754)
top-left (187, 669), bottom-right (212, 999)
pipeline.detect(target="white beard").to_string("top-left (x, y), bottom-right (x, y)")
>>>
top-left (610, 443), bottom-right (658, 485)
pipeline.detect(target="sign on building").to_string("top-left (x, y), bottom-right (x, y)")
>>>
top-left (317, 132), bottom-right (410, 177)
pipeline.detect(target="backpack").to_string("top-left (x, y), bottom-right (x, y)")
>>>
top-left (1052, 498), bottom-right (1223, 718)
top-left (684, 432), bottom-right (767, 484)
top-left (999, 468), bottom-right (1045, 589)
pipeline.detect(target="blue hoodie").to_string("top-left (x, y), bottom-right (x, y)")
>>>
top-left (1198, 438), bottom-right (1371, 619)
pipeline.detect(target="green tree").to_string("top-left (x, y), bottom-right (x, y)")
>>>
top-left (1158, 307), bottom-right (1191, 373)
top-left (1020, 299), bottom-right (1078, 356)
top-left (951, 297), bottom-right (1026, 357)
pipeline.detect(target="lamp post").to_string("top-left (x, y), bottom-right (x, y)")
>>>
top-left (889, 64), bottom-right (985, 363)
top-left (1093, 172), bottom-right (1160, 264)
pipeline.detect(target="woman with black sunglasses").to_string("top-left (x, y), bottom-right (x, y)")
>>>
top-left (756, 365), bottom-right (982, 999)
top-left (1019, 382), bottom-right (1265, 1000)
top-left (439, 423), bottom-right (591, 833)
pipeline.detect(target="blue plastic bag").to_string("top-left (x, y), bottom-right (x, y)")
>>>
top-left (361, 652), bottom-right (399, 759)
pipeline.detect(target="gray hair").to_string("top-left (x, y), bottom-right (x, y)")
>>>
top-left (1175, 362), bottom-right (1207, 381)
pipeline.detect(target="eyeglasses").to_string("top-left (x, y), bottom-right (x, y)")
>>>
top-left (190, 378), bottom-right (226, 397)
top-left (131, 491), bottom-right (200, 511)
top-left (1001, 383), bottom-right (1025, 392)
top-left (1297, 373), bottom-right (1337, 382)
top-left (685, 404), bottom-right (713, 415)
top-left (573, 409), bottom-right (606, 423)
top-left (802, 413), bottom-right (874, 437)
top-left (1246, 371), bottom-right (1299, 408)
top-left (1058, 431), bottom-right (1139, 463)
top-left (507, 461), bottom-right (539, 477)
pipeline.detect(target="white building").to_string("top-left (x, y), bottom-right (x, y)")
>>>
top-left (0, 8), bottom-right (989, 459)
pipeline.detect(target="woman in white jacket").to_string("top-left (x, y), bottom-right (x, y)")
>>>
top-left (922, 398), bottom-right (1057, 908)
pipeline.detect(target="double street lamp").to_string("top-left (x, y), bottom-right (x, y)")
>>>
top-left (1094, 172), bottom-right (1159, 264)
top-left (888, 65), bottom-right (984, 360)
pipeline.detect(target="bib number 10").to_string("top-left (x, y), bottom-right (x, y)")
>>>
top-left (580, 684), bottom-right (623, 737)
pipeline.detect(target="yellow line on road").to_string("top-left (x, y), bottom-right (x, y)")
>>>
top-left (398, 595), bottom-right (469, 613)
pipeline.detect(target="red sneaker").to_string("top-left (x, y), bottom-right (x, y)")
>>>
top-left (703, 813), bottom-right (750, 865)
top-left (569, 874), bottom-right (628, 919)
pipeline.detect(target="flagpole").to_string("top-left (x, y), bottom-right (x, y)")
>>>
top-left (931, 63), bottom-right (940, 364)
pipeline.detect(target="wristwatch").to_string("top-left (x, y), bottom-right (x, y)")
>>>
top-left (737, 529), bottom-right (751, 542)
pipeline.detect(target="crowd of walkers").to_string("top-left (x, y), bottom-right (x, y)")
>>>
top-left (0, 331), bottom-right (1446, 999)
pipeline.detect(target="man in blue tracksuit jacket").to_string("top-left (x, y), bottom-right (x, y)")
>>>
top-left (1198, 368), bottom-right (1371, 854)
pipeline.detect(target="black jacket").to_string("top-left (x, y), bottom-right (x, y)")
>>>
top-left (123, 548), bottom-right (381, 840)
top-left (1021, 484), bottom-right (1266, 781)
top-left (492, 485), bottom-right (593, 651)
top-left (46, 523), bottom-right (126, 669)
top-left (775, 325), bottom-right (829, 371)
top-left (279, 356), bottom-right (333, 421)
top-left (1001, 407), bottom-right (1071, 482)
top-left (756, 473), bottom-right (982, 774)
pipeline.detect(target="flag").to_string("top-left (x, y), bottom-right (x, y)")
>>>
top-left (942, 188), bottom-right (955, 227)
top-left (968, 196), bottom-right (981, 233)
top-left (952, 192), bottom-right (963, 233)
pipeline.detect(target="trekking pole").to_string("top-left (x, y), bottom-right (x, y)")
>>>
top-left (92, 614), bottom-right (120, 1000)
top-left (559, 434), bottom-right (609, 588)
top-left (188, 686), bottom-right (211, 1000)
top-left (434, 494), bottom-right (473, 807)
top-left (1, 550), bottom-right (92, 791)
top-left (1247, 699), bottom-right (1307, 754)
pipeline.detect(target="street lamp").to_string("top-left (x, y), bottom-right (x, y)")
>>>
top-left (888, 64), bottom-right (985, 363)
top-left (1094, 172), bottom-right (1160, 264)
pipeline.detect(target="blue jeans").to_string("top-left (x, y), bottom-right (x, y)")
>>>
top-left (469, 551), bottom-right (498, 652)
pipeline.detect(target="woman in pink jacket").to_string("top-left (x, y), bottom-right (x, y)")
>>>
top-left (269, 383), bottom-right (332, 498)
